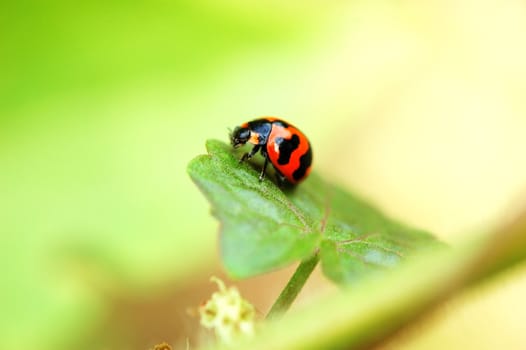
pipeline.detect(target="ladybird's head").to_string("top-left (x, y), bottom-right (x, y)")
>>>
top-left (230, 126), bottom-right (251, 148)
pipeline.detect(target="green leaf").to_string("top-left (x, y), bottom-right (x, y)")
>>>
top-left (188, 139), bottom-right (442, 282)
top-left (199, 210), bottom-right (526, 350)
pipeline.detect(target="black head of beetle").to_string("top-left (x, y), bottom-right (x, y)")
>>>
top-left (230, 126), bottom-right (251, 148)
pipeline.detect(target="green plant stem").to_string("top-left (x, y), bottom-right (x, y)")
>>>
top-left (266, 253), bottom-right (320, 320)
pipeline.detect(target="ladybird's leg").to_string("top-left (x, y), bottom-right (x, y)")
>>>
top-left (240, 145), bottom-right (260, 163)
top-left (273, 170), bottom-right (287, 187)
top-left (258, 152), bottom-right (269, 181)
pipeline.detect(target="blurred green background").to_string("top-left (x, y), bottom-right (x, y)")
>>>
top-left (2, 0), bottom-right (526, 349)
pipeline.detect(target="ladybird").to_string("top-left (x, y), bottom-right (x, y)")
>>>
top-left (230, 117), bottom-right (312, 184)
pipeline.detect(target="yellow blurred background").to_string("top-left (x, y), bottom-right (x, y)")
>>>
top-left (2, 0), bottom-right (526, 349)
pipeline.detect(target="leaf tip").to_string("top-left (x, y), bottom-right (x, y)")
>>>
top-left (187, 139), bottom-right (231, 177)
